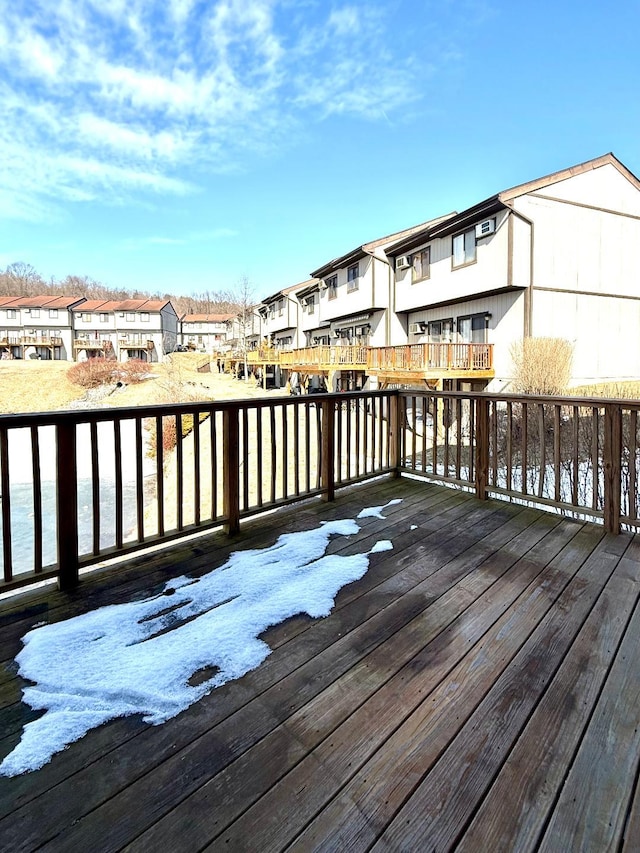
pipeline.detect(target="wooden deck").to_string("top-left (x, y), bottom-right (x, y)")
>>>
top-left (1, 477), bottom-right (640, 851)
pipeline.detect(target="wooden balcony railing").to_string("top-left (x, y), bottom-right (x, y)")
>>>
top-left (1, 389), bottom-right (637, 595)
top-left (367, 342), bottom-right (493, 373)
top-left (1, 336), bottom-right (62, 346)
top-left (280, 345), bottom-right (368, 368)
top-left (245, 343), bottom-right (493, 376)
top-left (73, 338), bottom-right (111, 350)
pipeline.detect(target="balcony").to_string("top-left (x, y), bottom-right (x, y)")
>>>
top-left (73, 338), bottom-right (112, 351)
top-left (119, 337), bottom-right (155, 350)
top-left (246, 343), bottom-right (493, 385)
top-left (1, 391), bottom-right (639, 848)
top-left (1, 335), bottom-right (63, 347)
top-left (367, 342), bottom-right (494, 383)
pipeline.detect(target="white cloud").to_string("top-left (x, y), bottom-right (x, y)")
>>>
top-left (0, 0), bottom-right (437, 221)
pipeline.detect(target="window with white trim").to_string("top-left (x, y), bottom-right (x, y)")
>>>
top-left (452, 229), bottom-right (476, 268)
top-left (412, 247), bottom-right (431, 282)
top-left (347, 264), bottom-right (359, 292)
top-left (327, 275), bottom-right (337, 300)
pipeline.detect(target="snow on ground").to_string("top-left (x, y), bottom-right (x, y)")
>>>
top-left (370, 540), bottom-right (393, 553)
top-left (356, 498), bottom-right (402, 520)
top-left (0, 501), bottom-right (401, 777)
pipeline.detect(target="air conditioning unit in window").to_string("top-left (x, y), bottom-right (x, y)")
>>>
top-left (475, 219), bottom-right (496, 238)
top-left (409, 322), bottom-right (425, 334)
top-left (396, 255), bottom-right (412, 270)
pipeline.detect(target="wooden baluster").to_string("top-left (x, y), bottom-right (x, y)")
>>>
top-left (475, 396), bottom-right (490, 501)
top-left (604, 403), bottom-right (622, 534)
top-left (57, 420), bottom-right (79, 590)
top-left (320, 398), bottom-right (335, 501)
top-left (223, 406), bottom-right (240, 534)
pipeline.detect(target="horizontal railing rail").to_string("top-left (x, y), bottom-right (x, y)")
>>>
top-left (398, 389), bottom-right (639, 534)
top-left (0, 390), bottom-right (397, 592)
top-left (368, 342), bottom-right (493, 372)
top-left (2, 387), bottom-right (639, 595)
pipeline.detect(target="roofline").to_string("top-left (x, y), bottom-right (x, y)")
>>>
top-left (498, 152), bottom-right (640, 201)
top-left (310, 215), bottom-right (457, 280)
top-left (387, 197), bottom-right (503, 256)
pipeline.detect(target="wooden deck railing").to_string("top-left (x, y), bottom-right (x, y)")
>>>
top-left (368, 342), bottom-right (493, 372)
top-left (0, 392), bottom-right (396, 591)
top-left (2, 388), bottom-right (639, 594)
top-left (280, 345), bottom-right (369, 368)
top-left (246, 343), bottom-right (493, 375)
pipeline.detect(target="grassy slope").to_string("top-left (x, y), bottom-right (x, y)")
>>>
top-left (0, 354), bottom-right (274, 415)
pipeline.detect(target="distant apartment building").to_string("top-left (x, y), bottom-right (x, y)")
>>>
top-left (72, 299), bottom-right (178, 363)
top-left (179, 313), bottom-right (234, 353)
top-left (0, 296), bottom-right (85, 360)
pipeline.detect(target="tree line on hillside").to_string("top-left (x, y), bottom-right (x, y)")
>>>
top-left (0, 262), bottom-right (246, 317)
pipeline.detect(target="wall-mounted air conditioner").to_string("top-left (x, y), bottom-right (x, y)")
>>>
top-left (319, 281), bottom-right (328, 290)
top-left (475, 219), bottom-right (496, 238)
top-left (333, 330), bottom-right (341, 338)
top-left (396, 255), bottom-right (412, 270)
top-left (409, 322), bottom-right (425, 334)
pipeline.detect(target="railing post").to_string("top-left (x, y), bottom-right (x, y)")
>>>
top-left (604, 404), bottom-right (622, 534)
top-left (57, 420), bottom-right (79, 590)
top-left (389, 392), bottom-right (401, 477)
top-left (223, 407), bottom-right (240, 534)
top-left (321, 398), bottom-right (335, 501)
top-left (475, 396), bottom-right (490, 501)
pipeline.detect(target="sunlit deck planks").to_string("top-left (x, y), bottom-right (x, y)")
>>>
top-left (1, 477), bottom-right (640, 851)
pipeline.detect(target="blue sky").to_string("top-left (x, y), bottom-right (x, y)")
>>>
top-left (2, 0), bottom-right (640, 301)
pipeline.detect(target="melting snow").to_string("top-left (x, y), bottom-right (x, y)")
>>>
top-left (370, 540), bottom-right (393, 553)
top-left (356, 498), bottom-right (402, 520)
top-left (1, 503), bottom-right (401, 777)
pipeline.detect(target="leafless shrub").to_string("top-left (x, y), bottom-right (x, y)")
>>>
top-left (510, 337), bottom-right (574, 395)
top-left (67, 358), bottom-right (149, 388)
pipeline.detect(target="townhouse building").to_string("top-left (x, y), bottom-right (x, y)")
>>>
top-left (386, 152), bottom-right (640, 390)
top-left (72, 299), bottom-right (178, 363)
top-left (180, 314), bottom-right (233, 353)
top-left (0, 296), bottom-right (85, 360)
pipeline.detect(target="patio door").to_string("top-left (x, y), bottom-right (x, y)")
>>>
top-left (457, 314), bottom-right (487, 343)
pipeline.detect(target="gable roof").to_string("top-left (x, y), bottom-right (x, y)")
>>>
top-left (310, 214), bottom-right (457, 280)
top-left (181, 313), bottom-right (234, 323)
top-left (71, 299), bottom-right (174, 313)
top-left (0, 295), bottom-right (86, 309)
top-left (387, 153), bottom-right (640, 257)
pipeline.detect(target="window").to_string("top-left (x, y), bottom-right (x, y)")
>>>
top-left (278, 299), bottom-right (284, 317)
top-left (305, 296), bottom-right (316, 315)
top-left (413, 247), bottom-right (431, 282)
top-left (126, 312), bottom-right (135, 321)
top-left (6, 309), bottom-right (16, 319)
top-left (427, 318), bottom-right (453, 342)
top-left (31, 309), bottom-right (40, 318)
top-left (100, 313), bottom-right (108, 323)
top-left (347, 264), bottom-right (359, 292)
top-left (81, 313), bottom-right (91, 322)
top-left (49, 309), bottom-right (58, 319)
top-left (327, 275), bottom-right (337, 300)
top-left (140, 312), bottom-right (150, 322)
top-left (457, 313), bottom-right (488, 343)
top-left (452, 229), bottom-right (476, 268)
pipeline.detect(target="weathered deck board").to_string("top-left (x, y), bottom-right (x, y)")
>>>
top-left (0, 477), bottom-right (639, 852)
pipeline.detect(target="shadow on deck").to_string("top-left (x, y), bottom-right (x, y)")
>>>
top-left (1, 477), bottom-right (640, 851)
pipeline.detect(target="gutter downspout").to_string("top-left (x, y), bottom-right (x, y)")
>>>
top-left (501, 200), bottom-right (535, 338)
top-left (363, 248), bottom-right (392, 346)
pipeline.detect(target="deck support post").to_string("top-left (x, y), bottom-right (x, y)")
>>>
top-left (389, 392), bottom-right (401, 477)
top-left (475, 396), bottom-right (490, 501)
top-left (223, 407), bottom-right (241, 534)
top-left (57, 420), bottom-right (79, 590)
top-left (321, 399), bottom-right (335, 501)
top-left (604, 403), bottom-right (622, 534)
